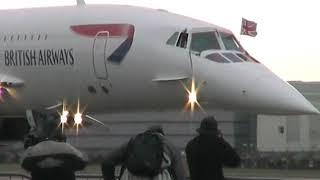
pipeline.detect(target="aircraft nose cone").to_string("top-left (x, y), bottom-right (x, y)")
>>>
top-left (250, 76), bottom-right (319, 115)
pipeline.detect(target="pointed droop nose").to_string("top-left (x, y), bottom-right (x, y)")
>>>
top-left (248, 76), bottom-right (320, 115)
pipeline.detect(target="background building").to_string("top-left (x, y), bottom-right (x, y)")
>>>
top-left (257, 81), bottom-right (320, 152)
top-left (67, 110), bottom-right (238, 153)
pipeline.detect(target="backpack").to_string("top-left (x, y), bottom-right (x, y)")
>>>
top-left (125, 132), bottom-right (164, 177)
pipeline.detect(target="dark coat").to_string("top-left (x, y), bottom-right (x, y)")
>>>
top-left (31, 167), bottom-right (75, 180)
top-left (101, 135), bottom-right (186, 180)
top-left (185, 134), bottom-right (240, 180)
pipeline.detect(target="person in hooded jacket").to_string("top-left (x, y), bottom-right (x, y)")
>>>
top-left (101, 125), bottom-right (186, 180)
top-left (23, 111), bottom-right (75, 180)
top-left (185, 116), bottom-right (240, 180)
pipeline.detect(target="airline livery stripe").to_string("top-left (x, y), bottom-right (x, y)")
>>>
top-left (70, 24), bottom-right (134, 38)
top-left (70, 24), bottom-right (135, 64)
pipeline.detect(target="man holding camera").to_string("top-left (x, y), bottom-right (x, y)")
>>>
top-left (185, 116), bottom-right (240, 180)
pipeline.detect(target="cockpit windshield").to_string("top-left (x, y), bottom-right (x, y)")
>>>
top-left (165, 29), bottom-right (259, 63)
top-left (220, 32), bottom-right (241, 51)
top-left (190, 31), bottom-right (220, 53)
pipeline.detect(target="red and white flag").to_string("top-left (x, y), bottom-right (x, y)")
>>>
top-left (241, 18), bottom-right (257, 37)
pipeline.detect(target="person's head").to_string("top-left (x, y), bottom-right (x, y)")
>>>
top-left (197, 116), bottom-right (219, 135)
top-left (145, 125), bottom-right (165, 135)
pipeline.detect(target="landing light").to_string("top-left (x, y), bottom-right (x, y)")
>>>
top-left (181, 78), bottom-right (206, 114)
top-left (59, 101), bottom-right (69, 133)
top-left (0, 87), bottom-right (5, 96)
top-left (0, 87), bottom-right (9, 99)
top-left (74, 112), bottom-right (82, 125)
top-left (189, 91), bottom-right (198, 105)
top-left (74, 99), bottom-right (83, 135)
top-left (60, 110), bottom-right (69, 133)
top-left (60, 110), bottom-right (69, 124)
top-left (58, 98), bottom-right (108, 135)
top-left (74, 112), bottom-right (82, 135)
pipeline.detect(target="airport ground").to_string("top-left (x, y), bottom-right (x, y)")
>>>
top-left (2, 164), bottom-right (320, 179)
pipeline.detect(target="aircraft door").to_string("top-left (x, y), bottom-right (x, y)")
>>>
top-left (92, 31), bottom-right (109, 80)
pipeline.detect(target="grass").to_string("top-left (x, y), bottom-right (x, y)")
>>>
top-left (2, 164), bottom-right (320, 178)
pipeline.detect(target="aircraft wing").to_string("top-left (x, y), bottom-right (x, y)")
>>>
top-left (0, 74), bottom-right (24, 88)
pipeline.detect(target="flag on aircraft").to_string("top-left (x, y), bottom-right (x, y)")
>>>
top-left (241, 18), bottom-right (257, 37)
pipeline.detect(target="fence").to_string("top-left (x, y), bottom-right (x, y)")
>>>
top-left (0, 172), bottom-right (30, 180)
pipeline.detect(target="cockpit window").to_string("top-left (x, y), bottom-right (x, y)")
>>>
top-left (176, 32), bottom-right (188, 48)
top-left (222, 53), bottom-right (243, 62)
top-left (220, 32), bottom-right (241, 51)
top-left (191, 31), bottom-right (220, 53)
top-left (206, 53), bottom-right (230, 63)
top-left (236, 53), bottom-right (251, 62)
top-left (237, 53), bottom-right (260, 63)
top-left (166, 32), bottom-right (179, 45)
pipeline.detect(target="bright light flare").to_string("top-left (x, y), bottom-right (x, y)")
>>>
top-left (0, 87), bottom-right (12, 101)
top-left (74, 99), bottom-right (83, 135)
top-left (74, 112), bottom-right (82, 125)
top-left (57, 98), bottom-right (107, 135)
top-left (0, 87), bottom-right (5, 101)
top-left (60, 110), bottom-right (69, 133)
top-left (60, 110), bottom-right (69, 124)
top-left (59, 101), bottom-right (69, 133)
top-left (0, 87), bottom-right (5, 97)
top-left (181, 78), bottom-right (206, 114)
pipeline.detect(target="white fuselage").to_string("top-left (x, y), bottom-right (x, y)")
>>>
top-left (0, 5), bottom-right (318, 116)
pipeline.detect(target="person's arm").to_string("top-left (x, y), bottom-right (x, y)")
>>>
top-left (101, 142), bottom-right (128, 180)
top-left (220, 138), bottom-right (241, 167)
top-left (185, 141), bottom-right (199, 180)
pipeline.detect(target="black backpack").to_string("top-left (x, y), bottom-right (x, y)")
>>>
top-left (125, 132), bottom-right (164, 177)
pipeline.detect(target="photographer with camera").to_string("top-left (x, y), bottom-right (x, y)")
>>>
top-left (185, 116), bottom-right (240, 180)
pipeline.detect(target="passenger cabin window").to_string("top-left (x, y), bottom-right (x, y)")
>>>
top-left (176, 32), bottom-right (188, 48)
top-left (166, 32), bottom-right (179, 45)
top-left (0, 33), bottom-right (49, 42)
top-left (220, 32), bottom-right (241, 51)
top-left (190, 31), bottom-right (220, 54)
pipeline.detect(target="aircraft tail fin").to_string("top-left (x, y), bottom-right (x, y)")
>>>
top-left (77, 0), bottom-right (86, 6)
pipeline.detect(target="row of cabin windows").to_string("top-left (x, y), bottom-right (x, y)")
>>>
top-left (0, 34), bottom-right (48, 42)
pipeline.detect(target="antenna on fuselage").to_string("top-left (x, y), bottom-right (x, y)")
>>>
top-left (77, 0), bottom-right (86, 6)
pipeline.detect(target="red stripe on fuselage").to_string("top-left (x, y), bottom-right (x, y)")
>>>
top-left (70, 24), bottom-right (134, 38)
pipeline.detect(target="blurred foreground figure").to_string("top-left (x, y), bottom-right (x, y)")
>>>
top-left (101, 125), bottom-right (186, 180)
top-left (185, 116), bottom-right (240, 180)
top-left (21, 111), bottom-right (88, 180)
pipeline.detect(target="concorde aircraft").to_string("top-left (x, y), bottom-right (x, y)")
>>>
top-left (0, 0), bottom-right (318, 136)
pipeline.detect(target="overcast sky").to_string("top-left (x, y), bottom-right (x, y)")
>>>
top-left (1, 0), bottom-right (320, 81)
